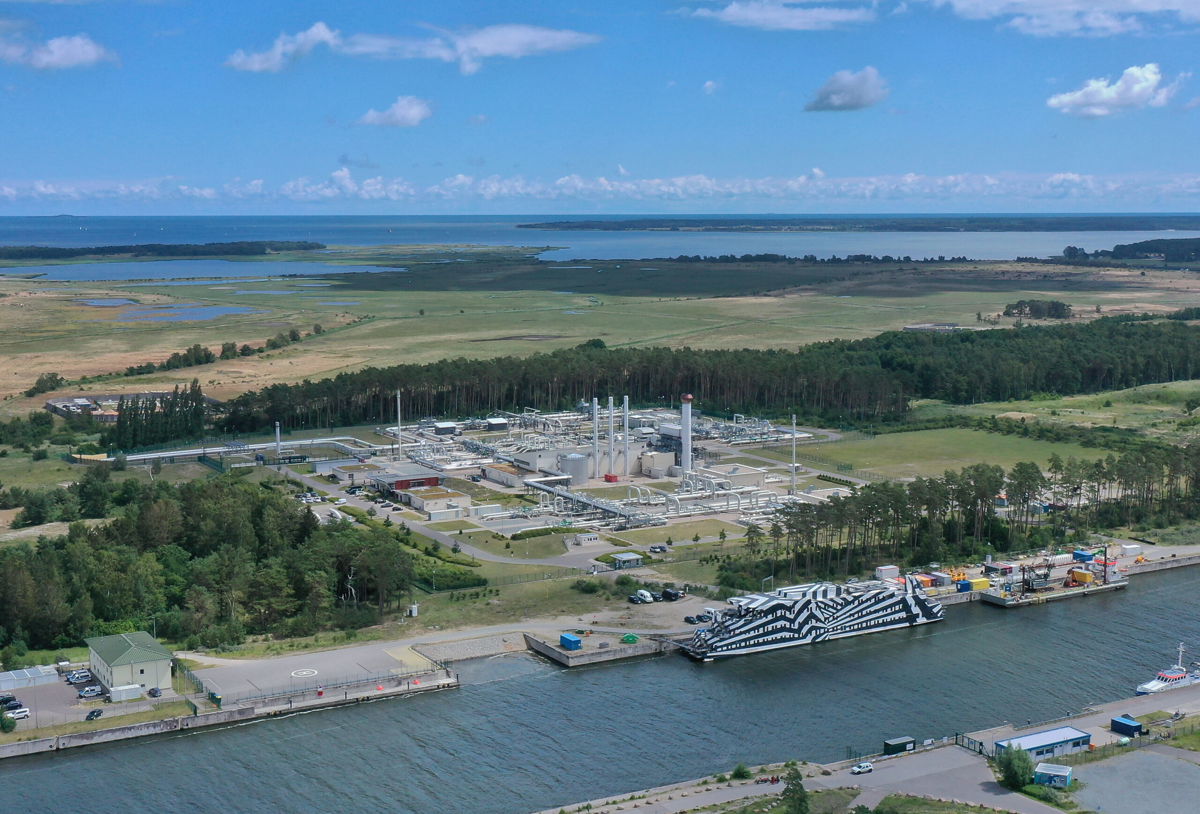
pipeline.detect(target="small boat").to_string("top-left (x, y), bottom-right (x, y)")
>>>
top-left (1136, 643), bottom-right (1200, 695)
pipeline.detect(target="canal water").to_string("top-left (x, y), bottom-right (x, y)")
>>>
top-left (2, 567), bottom-right (1196, 814)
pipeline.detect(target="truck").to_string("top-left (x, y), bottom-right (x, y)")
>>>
top-left (107, 684), bottom-right (143, 703)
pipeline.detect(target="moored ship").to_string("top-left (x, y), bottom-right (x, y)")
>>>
top-left (680, 576), bottom-right (944, 661)
top-left (1136, 643), bottom-right (1200, 695)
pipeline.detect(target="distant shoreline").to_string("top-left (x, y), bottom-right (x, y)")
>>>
top-left (519, 215), bottom-right (1200, 232)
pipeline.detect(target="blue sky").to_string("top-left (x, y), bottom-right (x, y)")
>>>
top-left (0, 0), bottom-right (1198, 214)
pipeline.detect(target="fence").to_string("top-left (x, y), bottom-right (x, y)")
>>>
top-left (756, 442), bottom-right (887, 483)
top-left (217, 663), bottom-right (446, 706)
top-left (174, 659), bottom-right (207, 696)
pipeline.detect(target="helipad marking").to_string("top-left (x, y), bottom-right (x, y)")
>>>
top-left (291, 668), bottom-right (318, 678)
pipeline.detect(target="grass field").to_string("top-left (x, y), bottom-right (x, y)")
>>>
top-left (5, 252), bottom-right (1200, 413)
top-left (460, 530), bottom-right (570, 560)
top-left (613, 519), bottom-right (746, 545)
top-left (754, 428), bottom-right (1105, 478)
top-left (912, 379), bottom-right (1200, 443)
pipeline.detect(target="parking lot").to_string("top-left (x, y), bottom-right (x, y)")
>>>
top-left (3, 674), bottom-right (181, 735)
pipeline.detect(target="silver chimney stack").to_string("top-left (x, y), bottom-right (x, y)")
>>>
top-left (680, 393), bottom-right (693, 474)
top-left (607, 396), bottom-right (615, 476)
top-left (622, 395), bottom-right (630, 476)
top-left (591, 397), bottom-right (600, 479)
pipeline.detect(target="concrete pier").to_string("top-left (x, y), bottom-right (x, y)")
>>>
top-left (523, 632), bottom-right (670, 667)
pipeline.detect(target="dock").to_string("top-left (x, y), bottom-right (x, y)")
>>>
top-left (522, 632), bottom-right (671, 667)
top-left (979, 579), bottom-right (1128, 608)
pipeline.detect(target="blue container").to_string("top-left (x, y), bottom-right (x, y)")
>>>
top-left (1073, 550), bottom-right (1095, 562)
top-left (560, 633), bottom-right (582, 651)
top-left (1111, 715), bottom-right (1142, 737)
top-left (956, 580), bottom-right (973, 592)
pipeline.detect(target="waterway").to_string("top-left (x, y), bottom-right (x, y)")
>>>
top-left (1, 567), bottom-right (1195, 814)
top-left (2, 215), bottom-right (1199, 268)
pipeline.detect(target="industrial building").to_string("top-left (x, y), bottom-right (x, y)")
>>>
top-left (994, 726), bottom-right (1091, 760)
top-left (368, 462), bottom-right (444, 492)
top-left (86, 631), bottom-right (173, 691)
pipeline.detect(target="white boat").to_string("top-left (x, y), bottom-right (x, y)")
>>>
top-left (1136, 643), bottom-right (1200, 695)
top-left (680, 575), bottom-right (944, 661)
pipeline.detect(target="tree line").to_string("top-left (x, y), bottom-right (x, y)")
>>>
top-left (719, 443), bottom-right (1200, 590)
top-left (0, 473), bottom-right (419, 654)
top-left (0, 241), bottom-right (324, 261)
top-left (106, 381), bottom-right (209, 451)
top-left (1002, 300), bottom-right (1072, 319)
top-left (219, 315), bottom-right (1200, 434)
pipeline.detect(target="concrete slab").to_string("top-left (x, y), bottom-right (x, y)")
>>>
top-left (1074, 749), bottom-right (1200, 814)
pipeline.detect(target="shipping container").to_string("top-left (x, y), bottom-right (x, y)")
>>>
top-left (1120, 544), bottom-right (1142, 557)
top-left (1069, 569), bottom-right (1095, 584)
top-left (603, 474), bottom-right (619, 483)
top-left (875, 564), bottom-right (900, 580)
top-left (930, 571), bottom-right (953, 586)
top-left (914, 574), bottom-right (935, 587)
top-left (1073, 549), bottom-right (1095, 562)
top-left (983, 562), bottom-right (1015, 575)
top-left (1110, 715), bottom-right (1143, 737)
top-left (559, 633), bottom-right (582, 651)
top-left (969, 577), bottom-right (990, 590)
top-left (956, 580), bottom-right (974, 592)
top-left (883, 736), bottom-right (915, 755)
top-left (108, 684), bottom-right (143, 702)
top-left (1048, 554), bottom-right (1075, 567)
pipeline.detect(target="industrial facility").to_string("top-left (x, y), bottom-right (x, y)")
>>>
top-left (364, 395), bottom-right (813, 531)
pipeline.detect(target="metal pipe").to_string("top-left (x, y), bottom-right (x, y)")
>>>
top-left (274, 421), bottom-right (281, 461)
top-left (791, 414), bottom-right (797, 495)
top-left (396, 390), bottom-right (403, 459)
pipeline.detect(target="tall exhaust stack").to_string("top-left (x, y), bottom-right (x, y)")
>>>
top-left (680, 393), bottom-right (693, 474)
top-left (607, 396), bottom-right (615, 476)
top-left (274, 421), bottom-right (281, 461)
top-left (622, 395), bottom-right (630, 476)
top-left (395, 390), bottom-right (403, 459)
top-left (591, 397), bottom-right (600, 478)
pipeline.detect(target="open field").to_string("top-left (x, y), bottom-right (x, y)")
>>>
top-left (612, 519), bottom-right (746, 545)
top-left (460, 530), bottom-right (571, 560)
top-left (912, 378), bottom-right (1200, 443)
top-left (5, 249), bottom-right (1200, 414)
top-left (753, 428), bottom-right (1105, 478)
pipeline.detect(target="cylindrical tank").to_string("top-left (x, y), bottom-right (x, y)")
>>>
top-left (559, 453), bottom-right (589, 486)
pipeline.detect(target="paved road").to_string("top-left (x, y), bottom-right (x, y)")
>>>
top-left (536, 747), bottom-right (1061, 814)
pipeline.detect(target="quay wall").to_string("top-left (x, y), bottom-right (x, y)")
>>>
top-left (1126, 553), bottom-right (1200, 575)
top-left (523, 633), bottom-right (669, 667)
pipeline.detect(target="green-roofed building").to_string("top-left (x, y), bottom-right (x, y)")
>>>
top-left (86, 632), bottom-right (173, 692)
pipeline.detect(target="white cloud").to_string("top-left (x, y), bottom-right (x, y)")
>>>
top-left (920, 1), bottom-right (1200, 37)
top-left (689, 1), bottom-right (876, 31)
top-left (617, 164), bottom-right (630, 176)
top-left (805, 66), bottom-right (889, 111)
top-left (227, 21), bottom-right (599, 75)
top-left (225, 21), bottom-right (340, 73)
top-left (358, 95), bottom-right (432, 127)
top-left (0, 28), bottom-right (114, 69)
top-left (1047, 63), bottom-right (1182, 117)
top-left (7, 167), bottom-right (1200, 208)
top-left (702, 79), bottom-right (719, 94)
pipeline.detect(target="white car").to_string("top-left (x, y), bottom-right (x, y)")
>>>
top-left (850, 762), bottom-right (873, 775)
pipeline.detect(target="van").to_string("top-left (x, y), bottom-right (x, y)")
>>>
top-left (635, 589), bottom-right (653, 603)
top-left (4, 708), bottom-right (29, 720)
top-left (78, 686), bottom-right (103, 699)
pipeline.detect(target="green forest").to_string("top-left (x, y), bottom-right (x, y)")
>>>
top-left (0, 473), bottom-right (429, 656)
top-left (219, 316), bottom-right (1200, 434)
top-left (718, 442), bottom-right (1200, 591)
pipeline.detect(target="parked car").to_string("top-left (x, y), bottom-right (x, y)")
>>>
top-left (334, 498), bottom-right (347, 505)
top-left (4, 708), bottom-right (29, 720)
top-left (662, 588), bottom-right (682, 601)
top-left (650, 592), bottom-right (664, 602)
top-left (850, 762), bottom-right (873, 775)
top-left (627, 594), bottom-right (645, 604)
top-left (648, 545), bottom-right (667, 553)
top-left (684, 615), bottom-right (698, 625)
top-left (695, 613), bottom-right (713, 623)
top-left (148, 687), bottom-right (162, 698)
top-left (85, 709), bottom-right (103, 721)
top-left (78, 686), bottom-right (103, 699)
top-left (68, 673), bottom-right (91, 684)
top-left (2, 700), bottom-right (22, 711)
top-left (0, 695), bottom-right (14, 706)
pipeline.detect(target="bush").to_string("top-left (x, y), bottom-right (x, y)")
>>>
top-left (510, 526), bottom-right (575, 540)
top-left (731, 763), bottom-right (752, 780)
top-left (571, 579), bottom-right (602, 594)
top-left (997, 747), bottom-right (1034, 790)
top-left (31, 448), bottom-right (48, 461)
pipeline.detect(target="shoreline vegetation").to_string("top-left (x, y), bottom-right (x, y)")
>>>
top-left (517, 215), bottom-right (1200, 232)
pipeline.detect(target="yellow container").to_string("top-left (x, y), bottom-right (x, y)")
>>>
top-left (969, 577), bottom-right (990, 590)
top-left (1070, 569), bottom-right (1095, 584)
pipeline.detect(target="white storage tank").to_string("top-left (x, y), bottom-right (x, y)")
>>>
top-left (559, 453), bottom-right (590, 486)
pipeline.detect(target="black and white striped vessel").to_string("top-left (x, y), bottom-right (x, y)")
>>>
top-left (680, 576), bottom-right (945, 661)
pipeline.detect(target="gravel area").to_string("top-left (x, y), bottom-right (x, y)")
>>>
top-left (414, 633), bottom-right (528, 663)
top-left (1074, 749), bottom-right (1200, 813)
